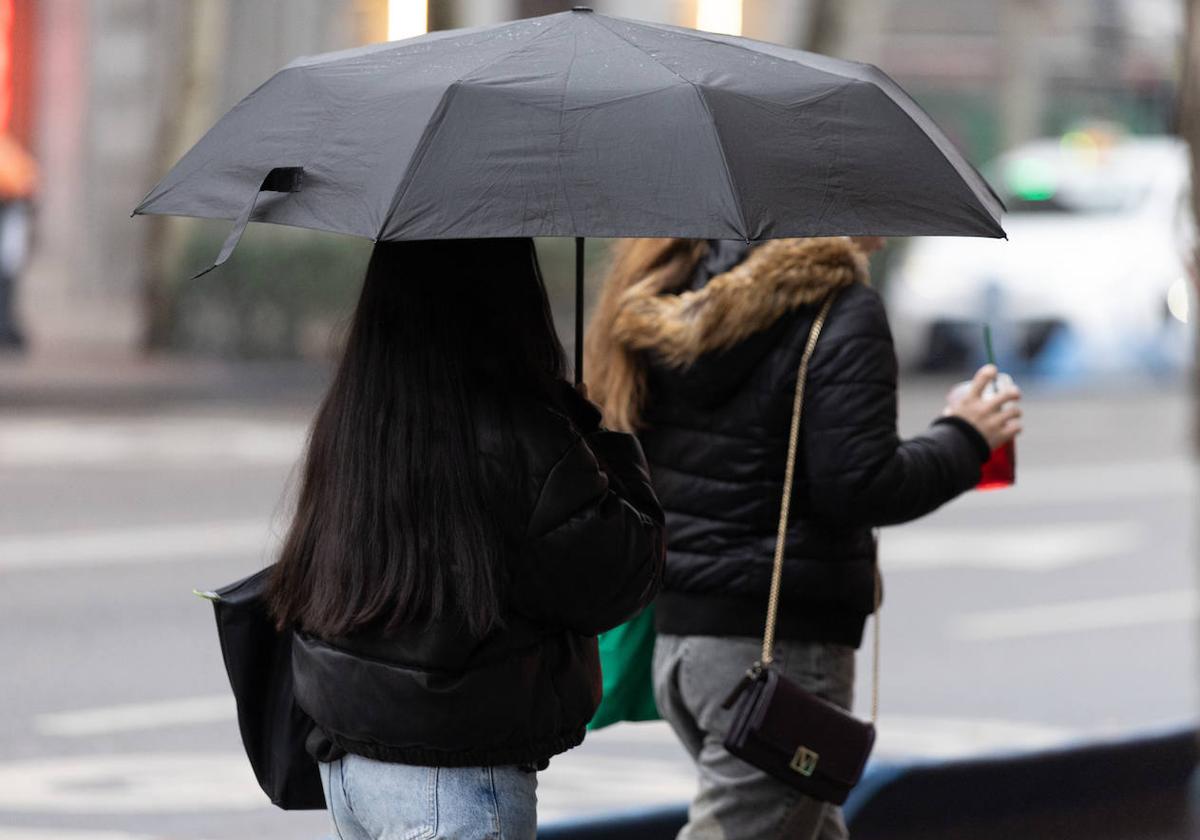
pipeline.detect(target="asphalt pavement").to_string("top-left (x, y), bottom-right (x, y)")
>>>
top-left (0, 364), bottom-right (1195, 839)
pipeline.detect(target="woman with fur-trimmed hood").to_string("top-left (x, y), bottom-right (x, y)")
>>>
top-left (585, 236), bottom-right (1022, 840)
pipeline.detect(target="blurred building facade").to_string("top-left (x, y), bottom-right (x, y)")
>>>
top-left (20, 0), bottom-right (372, 355)
top-left (11, 0), bottom-right (1185, 357)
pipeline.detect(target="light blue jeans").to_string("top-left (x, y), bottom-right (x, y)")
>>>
top-left (319, 755), bottom-right (538, 840)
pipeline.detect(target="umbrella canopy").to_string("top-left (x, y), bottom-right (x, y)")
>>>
top-left (133, 8), bottom-right (1004, 244)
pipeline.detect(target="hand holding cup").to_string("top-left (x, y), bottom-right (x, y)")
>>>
top-left (945, 365), bottom-right (1023, 451)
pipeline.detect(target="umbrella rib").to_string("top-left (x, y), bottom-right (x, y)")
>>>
top-left (850, 67), bottom-right (1005, 226)
top-left (691, 87), bottom-right (750, 241)
top-left (285, 19), bottom-right (517, 70)
top-left (377, 15), bottom-right (574, 240)
top-left (589, 15), bottom-right (750, 241)
top-left (555, 30), bottom-right (582, 235)
top-left (627, 18), bottom-right (869, 80)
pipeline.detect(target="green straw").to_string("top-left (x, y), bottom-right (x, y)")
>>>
top-left (983, 323), bottom-right (997, 367)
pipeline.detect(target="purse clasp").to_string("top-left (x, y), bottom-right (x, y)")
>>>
top-left (789, 746), bottom-right (819, 777)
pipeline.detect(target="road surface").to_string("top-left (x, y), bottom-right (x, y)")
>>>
top-left (0, 373), bottom-right (1194, 838)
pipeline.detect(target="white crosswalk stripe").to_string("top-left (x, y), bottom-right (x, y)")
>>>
top-left (0, 830), bottom-right (165, 840)
top-left (0, 754), bottom-right (264, 813)
top-left (951, 590), bottom-right (1199, 640)
top-left (37, 695), bottom-right (235, 737)
top-left (943, 457), bottom-right (1194, 508)
top-left (0, 520), bottom-right (281, 571)
top-left (882, 520), bottom-right (1140, 571)
top-left (0, 417), bottom-right (305, 468)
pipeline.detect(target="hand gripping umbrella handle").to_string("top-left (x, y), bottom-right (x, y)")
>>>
top-left (191, 167), bottom-right (305, 280)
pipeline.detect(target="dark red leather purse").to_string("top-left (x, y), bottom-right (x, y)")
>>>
top-left (720, 291), bottom-right (881, 806)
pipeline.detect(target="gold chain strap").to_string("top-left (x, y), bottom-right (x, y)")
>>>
top-left (759, 291), bottom-right (881, 725)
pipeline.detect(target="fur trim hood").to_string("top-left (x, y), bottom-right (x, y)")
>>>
top-left (611, 237), bottom-right (869, 367)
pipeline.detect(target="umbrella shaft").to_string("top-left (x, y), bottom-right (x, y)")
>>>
top-left (574, 237), bottom-right (585, 387)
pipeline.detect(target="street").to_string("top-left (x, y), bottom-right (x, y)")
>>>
top-left (0, 373), bottom-right (1195, 839)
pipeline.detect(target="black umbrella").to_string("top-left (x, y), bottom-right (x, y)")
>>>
top-left (134, 7), bottom-right (1005, 381)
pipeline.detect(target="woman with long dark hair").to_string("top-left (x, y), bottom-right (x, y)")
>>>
top-left (586, 236), bottom-right (1021, 839)
top-left (270, 238), bottom-right (664, 840)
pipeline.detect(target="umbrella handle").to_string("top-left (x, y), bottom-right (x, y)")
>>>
top-left (574, 236), bottom-right (585, 386)
top-left (191, 167), bottom-right (305, 280)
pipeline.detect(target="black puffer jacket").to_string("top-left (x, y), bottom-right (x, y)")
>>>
top-left (612, 238), bottom-right (988, 648)
top-left (293, 389), bottom-right (665, 768)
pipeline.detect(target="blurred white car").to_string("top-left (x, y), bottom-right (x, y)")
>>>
top-left (886, 134), bottom-right (1195, 374)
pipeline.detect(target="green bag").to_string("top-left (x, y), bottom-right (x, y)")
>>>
top-left (587, 605), bottom-right (660, 730)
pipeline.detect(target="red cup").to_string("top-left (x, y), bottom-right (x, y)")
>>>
top-left (948, 373), bottom-right (1016, 491)
top-left (977, 439), bottom-right (1016, 490)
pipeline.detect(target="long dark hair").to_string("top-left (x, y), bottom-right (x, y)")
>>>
top-left (268, 238), bottom-right (567, 639)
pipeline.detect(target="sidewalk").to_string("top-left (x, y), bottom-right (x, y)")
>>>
top-left (0, 352), bottom-right (330, 411)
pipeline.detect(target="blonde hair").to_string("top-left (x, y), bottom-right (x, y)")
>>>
top-left (585, 238), bottom-right (706, 431)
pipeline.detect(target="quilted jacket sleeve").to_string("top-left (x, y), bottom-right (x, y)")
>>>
top-left (515, 427), bottom-right (666, 636)
top-left (799, 285), bottom-right (988, 527)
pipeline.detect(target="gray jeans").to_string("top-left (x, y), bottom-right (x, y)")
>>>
top-left (653, 634), bottom-right (856, 840)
